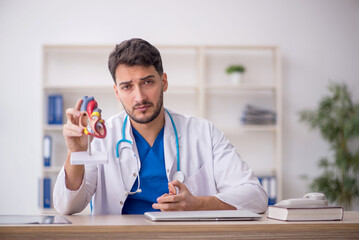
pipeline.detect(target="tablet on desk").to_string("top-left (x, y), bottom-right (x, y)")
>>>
top-left (144, 210), bottom-right (261, 222)
top-left (0, 215), bottom-right (71, 225)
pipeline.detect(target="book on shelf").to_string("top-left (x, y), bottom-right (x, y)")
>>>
top-left (43, 178), bottom-right (51, 209)
top-left (43, 135), bottom-right (52, 167)
top-left (267, 205), bottom-right (344, 221)
top-left (48, 94), bottom-right (63, 125)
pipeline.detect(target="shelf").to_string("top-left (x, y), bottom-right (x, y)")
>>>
top-left (43, 166), bottom-right (62, 173)
top-left (166, 85), bottom-right (198, 94)
top-left (44, 84), bottom-right (114, 93)
top-left (203, 45), bottom-right (278, 50)
top-left (44, 83), bottom-right (199, 94)
top-left (218, 125), bottom-right (278, 134)
top-left (43, 125), bottom-right (63, 131)
top-left (41, 44), bottom-right (283, 212)
top-left (206, 84), bottom-right (276, 92)
top-left (255, 168), bottom-right (277, 177)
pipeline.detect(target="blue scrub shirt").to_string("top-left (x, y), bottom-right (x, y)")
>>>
top-left (122, 126), bottom-right (168, 214)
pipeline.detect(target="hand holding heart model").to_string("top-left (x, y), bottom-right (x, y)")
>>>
top-left (79, 96), bottom-right (107, 139)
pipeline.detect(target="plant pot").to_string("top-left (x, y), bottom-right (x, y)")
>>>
top-left (229, 72), bottom-right (242, 85)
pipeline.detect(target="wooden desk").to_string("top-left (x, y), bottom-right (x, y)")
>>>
top-left (1, 212), bottom-right (359, 240)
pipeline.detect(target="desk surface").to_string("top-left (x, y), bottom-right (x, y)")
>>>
top-left (1, 211), bottom-right (359, 240)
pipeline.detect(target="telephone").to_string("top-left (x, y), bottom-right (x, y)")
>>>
top-left (275, 192), bottom-right (328, 207)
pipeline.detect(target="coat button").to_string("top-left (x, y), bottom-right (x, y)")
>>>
top-left (120, 201), bottom-right (124, 205)
top-left (133, 173), bottom-right (137, 177)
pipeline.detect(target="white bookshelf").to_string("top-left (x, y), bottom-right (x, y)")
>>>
top-left (40, 44), bottom-right (282, 213)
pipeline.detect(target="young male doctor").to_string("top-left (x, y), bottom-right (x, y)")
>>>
top-left (53, 38), bottom-right (268, 215)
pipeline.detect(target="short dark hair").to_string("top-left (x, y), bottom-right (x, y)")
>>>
top-left (108, 38), bottom-right (164, 83)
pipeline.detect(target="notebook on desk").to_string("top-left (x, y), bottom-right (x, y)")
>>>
top-left (144, 210), bottom-right (261, 221)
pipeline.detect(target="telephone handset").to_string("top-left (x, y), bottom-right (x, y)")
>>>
top-left (275, 192), bottom-right (328, 207)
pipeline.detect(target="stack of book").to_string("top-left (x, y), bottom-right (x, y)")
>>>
top-left (241, 105), bottom-right (276, 125)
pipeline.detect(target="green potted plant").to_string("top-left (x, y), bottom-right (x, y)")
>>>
top-left (226, 65), bottom-right (246, 85)
top-left (299, 82), bottom-right (359, 210)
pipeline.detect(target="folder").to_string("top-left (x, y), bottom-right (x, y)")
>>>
top-left (48, 94), bottom-right (63, 124)
top-left (43, 135), bottom-right (52, 167)
top-left (43, 178), bottom-right (51, 209)
top-left (258, 176), bottom-right (277, 205)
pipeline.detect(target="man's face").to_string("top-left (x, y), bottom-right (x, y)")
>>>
top-left (114, 64), bottom-right (168, 124)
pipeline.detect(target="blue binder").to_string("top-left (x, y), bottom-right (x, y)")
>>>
top-left (48, 95), bottom-right (63, 124)
top-left (258, 176), bottom-right (277, 205)
top-left (43, 135), bottom-right (52, 167)
top-left (43, 178), bottom-right (51, 208)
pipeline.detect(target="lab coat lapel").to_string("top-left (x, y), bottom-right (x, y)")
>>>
top-left (164, 110), bottom-right (180, 181)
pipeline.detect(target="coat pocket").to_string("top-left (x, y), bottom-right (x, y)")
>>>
top-left (184, 164), bottom-right (215, 196)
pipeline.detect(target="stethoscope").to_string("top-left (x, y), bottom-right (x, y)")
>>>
top-left (115, 109), bottom-right (185, 196)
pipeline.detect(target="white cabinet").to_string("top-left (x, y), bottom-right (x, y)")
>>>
top-left (40, 45), bottom-right (282, 212)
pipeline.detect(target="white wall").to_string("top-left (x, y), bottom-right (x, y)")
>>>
top-left (0, 0), bottom-right (358, 214)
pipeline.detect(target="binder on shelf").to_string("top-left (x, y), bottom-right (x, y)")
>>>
top-left (43, 135), bottom-right (52, 167)
top-left (258, 176), bottom-right (277, 205)
top-left (43, 178), bottom-right (51, 209)
top-left (48, 94), bottom-right (63, 125)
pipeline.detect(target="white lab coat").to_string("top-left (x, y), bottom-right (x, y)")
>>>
top-left (53, 109), bottom-right (268, 215)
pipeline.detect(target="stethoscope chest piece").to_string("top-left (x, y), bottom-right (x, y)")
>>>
top-left (173, 171), bottom-right (185, 183)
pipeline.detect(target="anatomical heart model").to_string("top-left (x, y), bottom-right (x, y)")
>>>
top-left (71, 96), bottom-right (108, 165)
top-left (79, 96), bottom-right (107, 139)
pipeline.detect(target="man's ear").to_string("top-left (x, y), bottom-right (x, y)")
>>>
top-left (162, 73), bottom-right (168, 92)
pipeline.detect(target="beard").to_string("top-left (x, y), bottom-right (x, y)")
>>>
top-left (123, 90), bottom-right (164, 124)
